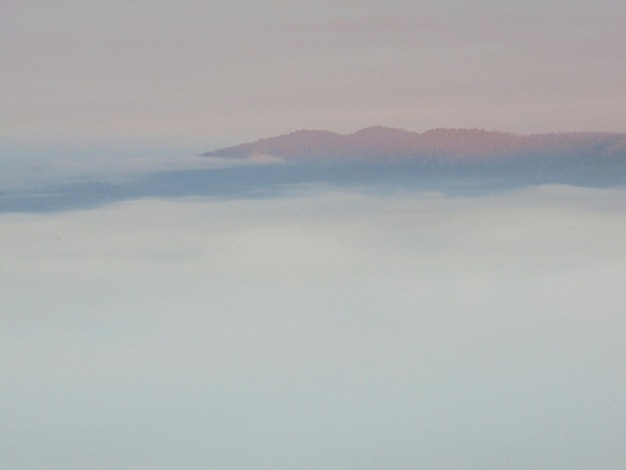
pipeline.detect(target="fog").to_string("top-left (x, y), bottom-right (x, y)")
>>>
top-left (0, 154), bottom-right (283, 192)
top-left (1, 185), bottom-right (625, 469)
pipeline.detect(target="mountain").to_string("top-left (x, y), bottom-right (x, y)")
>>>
top-left (4, 127), bottom-right (626, 214)
top-left (203, 126), bottom-right (626, 162)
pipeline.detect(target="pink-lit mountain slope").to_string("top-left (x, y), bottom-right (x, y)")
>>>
top-left (203, 126), bottom-right (626, 161)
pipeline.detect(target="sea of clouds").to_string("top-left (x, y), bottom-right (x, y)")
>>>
top-left (1, 184), bottom-right (625, 469)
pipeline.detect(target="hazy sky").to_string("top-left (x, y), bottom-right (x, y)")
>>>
top-left (2, 185), bottom-right (626, 469)
top-left (2, 0), bottom-right (626, 156)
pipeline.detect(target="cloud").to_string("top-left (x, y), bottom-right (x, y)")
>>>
top-left (1, 184), bottom-right (625, 468)
top-left (0, 154), bottom-right (284, 192)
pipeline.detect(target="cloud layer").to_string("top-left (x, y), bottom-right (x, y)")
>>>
top-left (2, 185), bottom-right (625, 469)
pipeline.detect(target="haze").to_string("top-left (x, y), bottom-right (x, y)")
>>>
top-left (2, 0), bottom-right (626, 159)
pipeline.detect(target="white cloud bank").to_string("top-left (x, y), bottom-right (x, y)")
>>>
top-left (1, 185), bottom-right (625, 469)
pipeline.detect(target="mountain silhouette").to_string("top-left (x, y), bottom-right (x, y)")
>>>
top-left (4, 127), bottom-right (626, 214)
top-left (203, 126), bottom-right (626, 162)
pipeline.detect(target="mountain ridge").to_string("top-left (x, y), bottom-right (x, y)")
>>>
top-left (203, 126), bottom-right (626, 161)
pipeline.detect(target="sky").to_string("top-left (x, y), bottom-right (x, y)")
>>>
top-left (2, 185), bottom-right (626, 469)
top-left (2, 0), bottom-right (626, 159)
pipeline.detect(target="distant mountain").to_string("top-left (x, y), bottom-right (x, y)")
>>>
top-left (5, 127), bottom-right (626, 213)
top-left (203, 126), bottom-right (626, 162)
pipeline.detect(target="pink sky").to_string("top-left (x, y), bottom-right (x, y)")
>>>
top-left (2, 0), bottom-right (625, 151)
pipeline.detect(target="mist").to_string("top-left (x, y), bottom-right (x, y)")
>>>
top-left (1, 184), bottom-right (625, 469)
